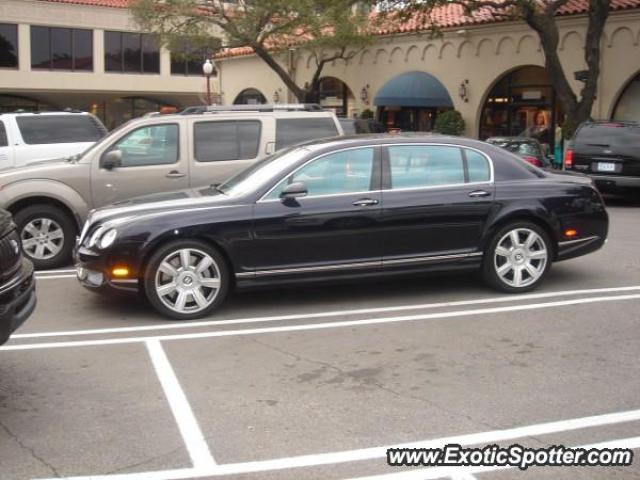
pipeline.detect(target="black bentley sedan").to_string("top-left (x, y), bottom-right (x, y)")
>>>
top-left (75, 134), bottom-right (608, 319)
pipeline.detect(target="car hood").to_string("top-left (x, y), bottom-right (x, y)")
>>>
top-left (0, 158), bottom-right (81, 177)
top-left (88, 186), bottom-right (240, 227)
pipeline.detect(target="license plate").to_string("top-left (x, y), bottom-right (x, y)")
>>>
top-left (597, 162), bottom-right (616, 172)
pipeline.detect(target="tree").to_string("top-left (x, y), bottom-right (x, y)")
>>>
top-left (386, 0), bottom-right (611, 136)
top-left (131, 0), bottom-right (375, 102)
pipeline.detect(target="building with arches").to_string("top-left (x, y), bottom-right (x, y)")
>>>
top-left (214, 0), bottom-right (640, 153)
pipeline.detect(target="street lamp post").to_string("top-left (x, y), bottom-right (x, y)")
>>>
top-left (203, 59), bottom-right (216, 105)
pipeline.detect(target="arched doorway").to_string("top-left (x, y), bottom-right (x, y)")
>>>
top-left (318, 77), bottom-right (355, 117)
top-left (612, 73), bottom-right (640, 121)
top-left (373, 71), bottom-right (453, 132)
top-left (233, 88), bottom-right (267, 105)
top-left (480, 66), bottom-right (562, 154)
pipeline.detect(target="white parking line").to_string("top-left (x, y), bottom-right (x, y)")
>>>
top-left (38, 408), bottom-right (640, 480)
top-left (350, 436), bottom-right (640, 480)
top-left (4, 293), bottom-right (640, 352)
top-left (14, 285), bottom-right (640, 339)
top-left (145, 340), bottom-right (217, 470)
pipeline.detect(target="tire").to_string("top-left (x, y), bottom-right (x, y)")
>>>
top-left (143, 239), bottom-right (230, 320)
top-left (14, 204), bottom-right (77, 270)
top-left (482, 221), bottom-right (552, 293)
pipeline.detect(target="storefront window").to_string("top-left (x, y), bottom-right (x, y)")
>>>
top-left (0, 23), bottom-right (18, 69)
top-left (612, 74), bottom-right (640, 122)
top-left (319, 77), bottom-right (355, 117)
top-left (30, 26), bottom-right (93, 71)
top-left (480, 66), bottom-right (562, 154)
top-left (105, 31), bottom-right (159, 74)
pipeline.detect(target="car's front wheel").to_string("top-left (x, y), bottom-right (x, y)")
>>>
top-left (483, 222), bottom-right (551, 293)
top-left (14, 204), bottom-right (76, 270)
top-left (144, 240), bottom-right (229, 320)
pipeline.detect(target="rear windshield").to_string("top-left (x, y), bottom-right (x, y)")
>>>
top-left (275, 117), bottom-right (339, 150)
top-left (575, 123), bottom-right (640, 150)
top-left (16, 115), bottom-right (106, 145)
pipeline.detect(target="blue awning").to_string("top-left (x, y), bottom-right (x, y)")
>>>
top-left (374, 71), bottom-right (453, 108)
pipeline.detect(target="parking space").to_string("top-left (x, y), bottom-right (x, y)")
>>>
top-left (2, 202), bottom-right (640, 480)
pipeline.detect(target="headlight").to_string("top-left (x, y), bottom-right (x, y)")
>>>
top-left (88, 226), bottom-right (105, 248)
top-left (98, 229), bottom-right (117, 249)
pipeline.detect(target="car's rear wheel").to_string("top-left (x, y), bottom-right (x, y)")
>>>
top-left (144, 240), bottom-right (229, 320)
top-left (483, 222), bottom-right (551, 293)
top-left (14, 204), bottom-right (76, 270)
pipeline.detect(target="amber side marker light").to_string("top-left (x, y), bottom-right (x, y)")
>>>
top-left (111, 267), bottom-right (130, 277)
top-left (564, 229), bottom-right (578, 238)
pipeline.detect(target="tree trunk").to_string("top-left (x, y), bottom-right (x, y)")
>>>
top-left (252, 44), bottom-right (306, 102)
top-left (524, 0), bottom-right (610, 137)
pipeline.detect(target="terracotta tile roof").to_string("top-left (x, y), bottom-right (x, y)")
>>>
top-left (36, 0), bottom-right (640, 58)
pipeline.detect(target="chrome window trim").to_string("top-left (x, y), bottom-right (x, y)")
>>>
top-left (257, 145), bottom-right (379, 203)
top-left (257, 142), bottom-right (495, 203)
top-left (236, 251), bottom-right (483, 278)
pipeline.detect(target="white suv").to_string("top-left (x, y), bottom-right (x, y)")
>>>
top-left (0, 111), bottom-right (107, 170)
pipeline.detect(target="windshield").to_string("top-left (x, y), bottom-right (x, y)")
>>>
top-left (217, 147), bottom-right (310, 196)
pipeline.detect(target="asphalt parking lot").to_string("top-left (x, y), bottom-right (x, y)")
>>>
top-left (1, 196), bottom-right (640, 480)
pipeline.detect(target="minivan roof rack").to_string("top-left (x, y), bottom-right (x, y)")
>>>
top-left (179, 104), bottom-right (324, 115)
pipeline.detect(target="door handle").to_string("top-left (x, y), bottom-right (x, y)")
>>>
top-left (468, 190), bottom-right (490, 198)
top-left (166, 170), bottom-right (186, 178)
top-left (352, 198), bottom-right (379, 207)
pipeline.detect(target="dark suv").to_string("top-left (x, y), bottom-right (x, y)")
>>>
top-left (0, 209), bottom-right (36, 345)
top-left (565, 121), bottom-right (640, 192)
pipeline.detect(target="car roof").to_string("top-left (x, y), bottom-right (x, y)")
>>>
top-left (486, 136), bottom-right (538, 143)
top-left (0, 111), bottom-right (91, 117)
top-left (129, 110), bottom-right (337, 124)
top-left (298, 133), bottom-right (493, 152)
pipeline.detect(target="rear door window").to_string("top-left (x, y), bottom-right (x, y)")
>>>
top-left (194, 120), bottom-right (261, 162)
top-left (16, 115), bottom-right (105, 144)
top-left (388, 145), bottom-right (465, 189)
top-left (275, 117), bottom-right (339, 150)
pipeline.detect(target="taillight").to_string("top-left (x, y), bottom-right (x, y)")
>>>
top-left (522, 155), bottom-right (542, 167)
top-left (565, 149), bottom-right (574, 168)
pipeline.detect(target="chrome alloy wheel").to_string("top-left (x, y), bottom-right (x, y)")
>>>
top-left (20, 218), bottom-right (64, 260)
top-left (154, 248), bottom-right (222, 314)
top-left (493, 228), bottom-right (548, 288)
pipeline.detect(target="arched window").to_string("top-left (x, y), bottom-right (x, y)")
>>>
top-left (612, 73), bottom-right (640, 121)
top-left (233, 88), bottom-right (267, 105)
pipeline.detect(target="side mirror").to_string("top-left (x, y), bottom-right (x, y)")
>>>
top-left (280, 181), bottom-right (308, 200)
top-left (101, 149), bottom-right (122, 170)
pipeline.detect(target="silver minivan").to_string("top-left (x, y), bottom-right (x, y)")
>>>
top-left (0, 106), bottom-right (343, 269)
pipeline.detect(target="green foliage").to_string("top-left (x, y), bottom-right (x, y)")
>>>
top-left (360, 108), bottom-right (374, 119)
top-left (130, 0), bottom-right (376, 100)
top-left (433, 110), bottom-right (466, 136)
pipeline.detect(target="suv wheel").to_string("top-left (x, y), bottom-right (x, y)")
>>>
top-left (144, 240), bottom-right (229, 320)
top-left (14, 205), bottom-right (76, 270)
top-left (482, 222), bottom-right (551, 293)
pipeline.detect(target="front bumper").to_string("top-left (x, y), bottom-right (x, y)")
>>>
top-left (0, 259), bottom-right (36, 345)
top-left (74, 246), bottom-right (140, 293)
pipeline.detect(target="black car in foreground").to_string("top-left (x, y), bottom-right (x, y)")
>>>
top-left (0, 209), bottom-right (36, 343)
top-left (566, 121), bottom-right (640, 192)
top-left (75, 134), bottom-right (608, 320)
